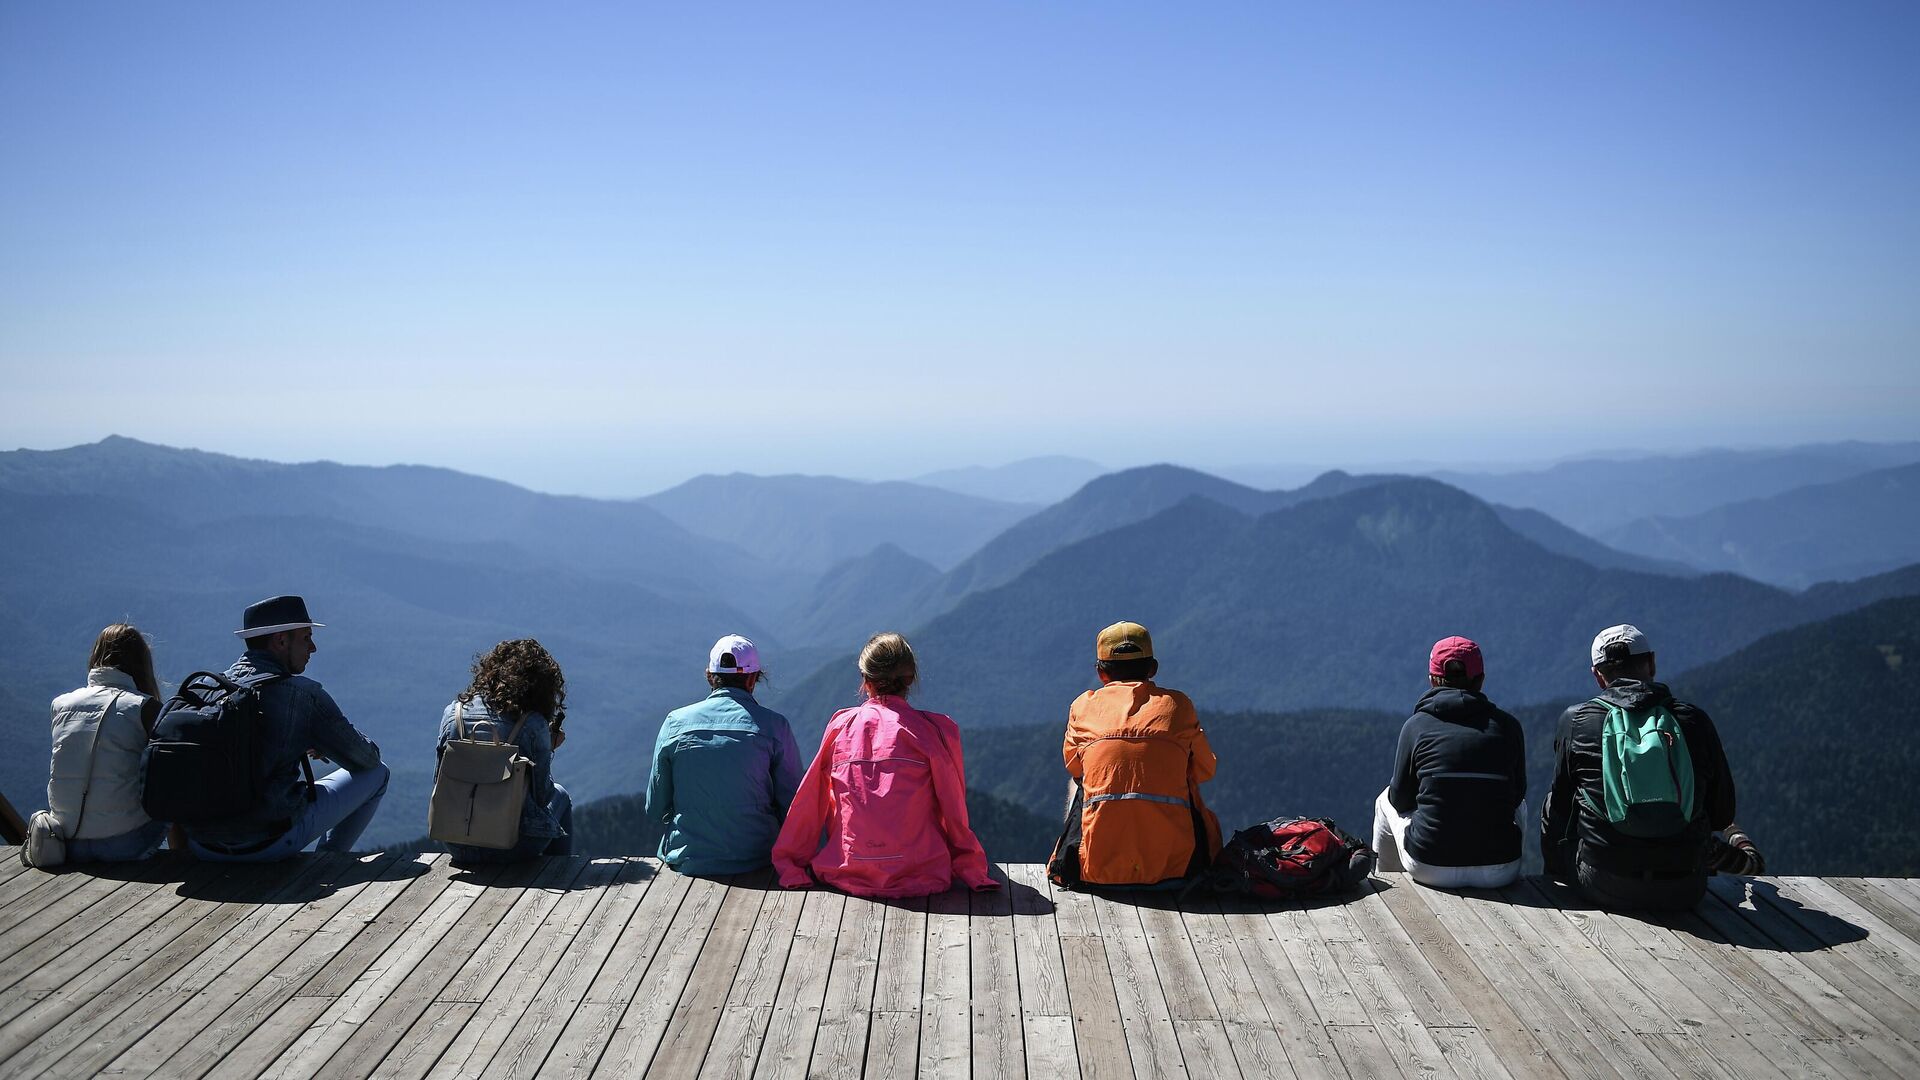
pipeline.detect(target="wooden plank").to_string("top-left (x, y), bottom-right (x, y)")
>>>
top-left (0, 861), bottom-right (302, 1079)
top-left (183, 855), bottom-right (468, 1080)
top-left (97, 854), bottom-right (414, 1079)
top-left (639, 872), bottom-right (776, 1080)
top-left (1703, 877), bottom-right (1920, 1036)
top-left (918, 886), bottom-right (972, 1080)
top-left (1538, 877), bottom-right (1853, 1080)
top-left (583, 871), bottom-right (745, 1078)
top-left (1176, 896), bottom-right (1294, 1080)
top-left (481, 859), bottom-right (661, 1080)
top-left (753, 888), bottom-right (845, 1080)
top-left (1510, 877), bottom-right (1791, 1080)
top-left (971, 871), bottom-right (1025, 1080)
top-left (544, 868), bottom-right (708, 1077)
top-left (1270, 899), bottom-right (1404, 1078)
top-left (1370, 876), bottom-right (1562, 1079)
top-left (861, 1010), bottom-right (919, 1080)
top-left (1139, 897), bottom-right (1242, 1080)
top-left (1771, 877), bottom-right (1920, 1003)
top-left (1676, 884), bottom-right (1894, 1043)
top-left (0, 848), bottom-right (36, 888)
top-left (1048, 878), bottom-right (1134, 1080)
top-left (1409, 883), bottom-right (1625, 1080)
top-left (1007, 865), bottom-right (1080, 1080)
top-left (0, 862), bottom-right (203, 998)
top-left (242, 857), bottom-right (523, 1080)
top-left (1216, 895), bottom-right (1345, 1080)
top-left (696, 881), bottom-right (806, 1080)
top-left (1092, 890), bottom-right (1188, 1080)
top-left (411, 858), bottom-right (632, 1080)
top-left (1304, 893), bottom-right (1455, 1080)
top-left (1459, 885), bottom-right (1682, 1079)
top-left (306, 856), bottom-right (589, 1080)
top-left (47, 854), bottom-right (380, 1079)
top-left (0, 868), bottom-right (135, 964)
top-left (1828, 878), bottom-right (1920, 948)
top-left (804, 892), bottom-right (883, 1080)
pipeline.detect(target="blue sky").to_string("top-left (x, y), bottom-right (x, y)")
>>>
top-left (3, 3), bottom-right (1916, 495)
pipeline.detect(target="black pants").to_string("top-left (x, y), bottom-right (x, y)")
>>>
top-left (1575, 860), bottom-right (1706, 912)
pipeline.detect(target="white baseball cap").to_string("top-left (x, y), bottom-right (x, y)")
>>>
top-left (708, 634), bottom-right (761, 674)
top-left (1590, 624), bottom-right (1653, 667)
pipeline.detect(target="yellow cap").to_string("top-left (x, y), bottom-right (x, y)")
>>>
top-left (1096, 621), bottom-right (1153, 661)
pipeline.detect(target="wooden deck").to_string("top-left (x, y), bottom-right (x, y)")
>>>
top-left (1, 851), bottom-right (1917, 1079)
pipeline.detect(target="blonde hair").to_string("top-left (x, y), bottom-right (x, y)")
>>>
top-left (858, 632), bottom-right (917, 698)
top-left (89, 623), bottom-right (161, 700)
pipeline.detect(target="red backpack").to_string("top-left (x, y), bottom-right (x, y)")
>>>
top-left (1197, 816), bottom-right (1375, 900)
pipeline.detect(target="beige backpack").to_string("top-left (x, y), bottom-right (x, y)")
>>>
top-left (428, 702), bottom-right (531, 850)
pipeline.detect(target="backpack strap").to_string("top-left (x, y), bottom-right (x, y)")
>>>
top-left (233, 671), bottom-right (317, 803)
top-left (66, 689), bottom-right (118, 841)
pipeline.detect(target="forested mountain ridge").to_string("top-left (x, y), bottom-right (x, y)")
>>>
top-left (784, 477), bottom-right (1920, 737)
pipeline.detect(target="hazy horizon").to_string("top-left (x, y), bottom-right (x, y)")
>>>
top-left (5, 5), bottom-right (1917, 495)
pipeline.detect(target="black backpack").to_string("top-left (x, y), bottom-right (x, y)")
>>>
top-left (142, 671), bottom-right (312, 825)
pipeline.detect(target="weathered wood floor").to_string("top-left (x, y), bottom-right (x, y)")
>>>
top-left (0, 850), bottom-right (1916, 1079)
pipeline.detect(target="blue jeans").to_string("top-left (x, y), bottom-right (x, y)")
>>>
top-left (449, 783), bottom-right (572, 864)
top-left (189, 763), bottom-right (390, 862)
top-left (67, 819), bottom-right (169, 863)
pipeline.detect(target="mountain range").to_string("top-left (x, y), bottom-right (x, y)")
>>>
top-left (781, 475), bottom-right (1919, 735)
top-left (1601, 462), bottom-right (1920, 588)
top-left (4, 435), bottom-right (1917, 851)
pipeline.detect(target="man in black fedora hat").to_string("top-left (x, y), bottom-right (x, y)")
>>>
top-left (183, 595), bottom-right (390, 860)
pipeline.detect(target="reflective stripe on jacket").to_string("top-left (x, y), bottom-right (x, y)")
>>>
top-left (772, 695), bottom-right (996, 897)
top-left (1064, 680), bottom-right (1221, 886)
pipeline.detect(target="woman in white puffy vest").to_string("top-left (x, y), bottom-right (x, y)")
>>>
top-left (46, 624), bottom-right (170, 861)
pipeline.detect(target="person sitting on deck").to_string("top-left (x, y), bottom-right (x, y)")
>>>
top-left (44, 624), bottom-right (173, 863)
top-left (1541, 624), bottom-right (1761, 911)
top-left (771, 632), bottom-right (998, 897)
top-left (1049, 621), bottom-right (1221, 889)
top-left (436, 638), bottom-right (573, 864)
top-left (185, 595), bottom-right (389, 861)
top-left (645, 634), bottom-right (802, 876)
top-left (1372, 636), bottom-right (1528, 888)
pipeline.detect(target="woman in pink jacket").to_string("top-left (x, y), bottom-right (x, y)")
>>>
top-left (772, 633), bottom-right (998, 897)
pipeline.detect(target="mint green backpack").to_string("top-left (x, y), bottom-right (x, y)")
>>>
top-left (1581, 698), bottom-right (1696, 838)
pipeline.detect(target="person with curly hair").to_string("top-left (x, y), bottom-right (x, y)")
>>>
top-left (436, 638), bottom-right (572, 864)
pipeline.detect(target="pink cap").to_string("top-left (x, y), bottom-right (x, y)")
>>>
top-left (1429, 636), bottom-right (1484, 679)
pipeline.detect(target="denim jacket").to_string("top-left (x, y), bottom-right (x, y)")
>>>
top-left (189, 650), bottom-right (383, 846)
top-left (438, 695), bottom-right (564, 840)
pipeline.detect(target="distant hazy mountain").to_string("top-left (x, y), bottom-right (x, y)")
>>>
top-left (780, 543), bottom-right (941, 650)
top-left (912, 456), bottom-right (1107, 504)
top-left (0, 437), bottom-right (770, 607)
top-left (641, 472), bottom-right (1037, 575)
top-left (901, 465), bottom-right (1394, 629)
top-left (783, 478), bottom-right (1920, 733)
top-left (1433, 440), bottom-right (1920, 535)
top-left (1602, 463), bottom-right (1920, 589)
top-left (1490, 504), bottom-right (1698, 577)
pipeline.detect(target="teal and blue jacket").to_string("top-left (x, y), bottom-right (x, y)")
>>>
top-left (645, 687), bottom-right (803, 876)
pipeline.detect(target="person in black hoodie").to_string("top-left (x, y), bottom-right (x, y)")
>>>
top-left (1540, 624), bottom-right (1758, 911)
top-left (1372, 637), bottom-right (1528, 888)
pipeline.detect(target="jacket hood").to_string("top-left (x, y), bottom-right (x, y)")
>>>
top-left (1597, 678), bottom-right (1674, 711)
top-left (1415, 686), bottom-right (1498, 725)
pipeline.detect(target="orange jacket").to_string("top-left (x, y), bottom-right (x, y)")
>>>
top-left (1063, 680), bottom-right (1222, 886)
